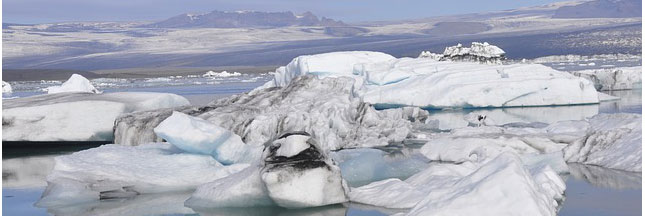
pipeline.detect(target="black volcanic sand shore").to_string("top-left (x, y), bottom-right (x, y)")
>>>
top-left (2, 65), bottom-right (279, 81)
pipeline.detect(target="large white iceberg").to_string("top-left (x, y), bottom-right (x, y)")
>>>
top-left (264, 50), bottom-right (599, 108)
top-left (563, 113), bottom-right (642, 172)
top-left (570, 66), bottom-right (642, 90)
top-left (153, 111), bottom-right (259, 164)
top-left (114, 75), bottom-right (431, 151)
top-left (3, 92), bottom-right (190, 141)
top-left (37, 143), bottom-right (248, 207)
top-left (45, 74), bottom-right (101, 94)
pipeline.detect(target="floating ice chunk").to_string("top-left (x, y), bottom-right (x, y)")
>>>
top-left (564, 113), bottom-right (642, 172)
top-left (186, 165), bottom-right (275, 209)
top-left (261, 132), bottom-right (349, 208)
top-left (203, 70), bottom-right (242, 78)
top-left (443, 42), bottom-right (506, 58)
top-left (350, 152), bottom-right (565, 215)
top-left (265, 51), bottom-right (395, 88)
top-left (45, 74), bottom-right (101, 94)
top-left (3, 92), bottom-right (190, 141)
top-left (37, 143), bottom-right (248, 207)
top-left (153, 111), bottom-right (257, 164)
top-left (571, 66), bottom-right (642, 90)
top-left (186, 132), bottom-right (349, 209)
top-left (405, 153), bottom-right (563, 216)
top-left (2, 81), bottom-right (12, 93)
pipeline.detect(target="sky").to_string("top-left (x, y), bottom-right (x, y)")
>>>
top-left (3, 0), bottom-right (567, 24)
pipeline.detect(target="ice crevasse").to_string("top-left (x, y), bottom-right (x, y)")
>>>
top-left (263, 50), bottom-right (600, 108)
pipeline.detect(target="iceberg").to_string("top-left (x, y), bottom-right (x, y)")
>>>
top-left (114, 75), bottom-right (431, 151)
top-left (2, 80), bottom-right (12, 93)
top-left (37, 143), bottom-right (248, 207)
top-left (261, 132), bottom-right (349, 208)
top-left (45, 74), bottom-right (101, 94)
top-left (264, 49), bottom-right (599, 109)
top-left (570, 66), bottom-right (642, 90)
top-left (3, 92), bottom-right (190, 141)
top-left (203, 70), bottom-right (242, 78)
top-left (404, 153), bottom-right (564, 216)
top-left (186, 132), bottom-right (348, 209)
top-left (153, 111), bottom-right (259, 164)
top-left (350, 152), bottom-right (565, 216)
top-left (357, 59), bottom-right (599, 108)
top-left (563, 113), bottom-right (642, 172)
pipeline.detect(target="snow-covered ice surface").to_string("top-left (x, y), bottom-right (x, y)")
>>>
top-left (2, 92), bottom-right (190, 141)
top-left (45, 74), bottom-right (101, 94)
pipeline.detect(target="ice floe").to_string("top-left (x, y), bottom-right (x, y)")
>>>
top-left (37, 143), bottom-right (248, 207)
top-left (3, 92), bottom-right (190, 141)
top-left (45, 74), bottom-right (101, 94)
top-left (203, 70), bottom-right (242, 78)
top-left (153, 111), bottom-right (259, 164)
top-left (2, 80), bottom-right (13, 93)
top-left (570, 66), bottom-right (642, 90)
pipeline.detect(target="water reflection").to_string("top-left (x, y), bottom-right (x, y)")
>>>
top-left (3, 155), bottom-right (55, 188)
top-left (427, 104), bottom-right (599, 130)
top-left (42, 192), bottom-right (195, 216)
top-left (567, 163), bottom-right (642, 190)
top-left (559, 164), bottom-right (642, 216)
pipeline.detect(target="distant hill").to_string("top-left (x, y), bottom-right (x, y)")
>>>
top-left (142, 11), bottom-right (346, 28)
top-left (553, 0), bottom-right (642, 18)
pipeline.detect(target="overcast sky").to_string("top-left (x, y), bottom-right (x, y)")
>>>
top-left (3, 0), bottom-right (565, 24)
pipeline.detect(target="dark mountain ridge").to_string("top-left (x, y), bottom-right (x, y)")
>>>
top-left (142, 10), bottom-right (346, 28)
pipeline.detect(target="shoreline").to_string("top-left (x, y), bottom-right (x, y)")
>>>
top-left (2, 65), bottom-right (278, 81)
